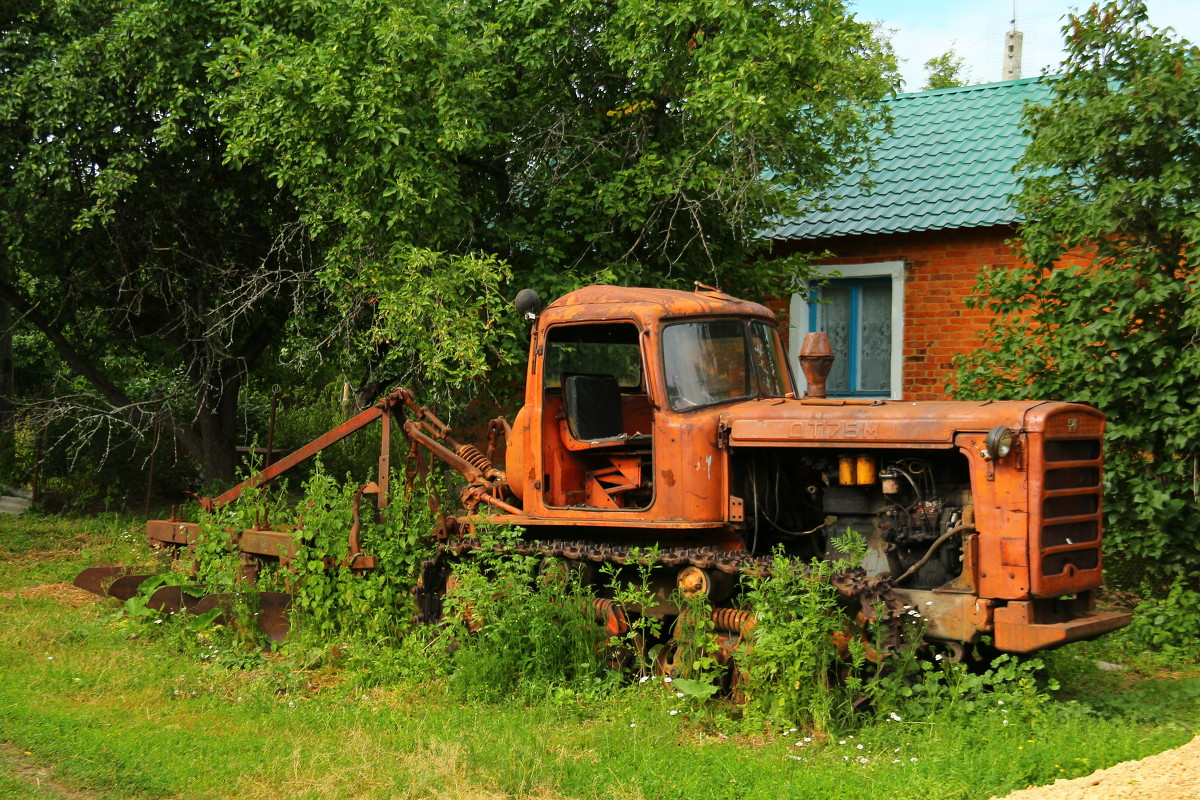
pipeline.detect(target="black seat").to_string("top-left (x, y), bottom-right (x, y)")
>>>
top-left (563, 374), bottom-right (625, 442)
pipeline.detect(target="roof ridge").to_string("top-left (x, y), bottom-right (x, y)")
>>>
top-left (893, 74), bottom-right (1058, 101)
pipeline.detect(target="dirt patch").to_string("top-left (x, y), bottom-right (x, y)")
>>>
top-left (0, 582), bottom-right (101, 608)
top-left (993, 735), bottom-right (1200, 800)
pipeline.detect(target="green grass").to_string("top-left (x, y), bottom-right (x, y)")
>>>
top-left (1, 511), bottom-right (1198, 799)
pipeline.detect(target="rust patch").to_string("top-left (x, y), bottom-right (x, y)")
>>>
top-left (661, 469), bottom-right (676, 487)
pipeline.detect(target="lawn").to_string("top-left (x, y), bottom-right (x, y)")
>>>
top-left (1, 510), bottom-right (1197, 800)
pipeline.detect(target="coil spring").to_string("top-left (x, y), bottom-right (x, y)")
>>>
top-left (592, 598), bottom-right (630, 636)
top-left (711, 607), bottom-right (756, 635)
top-left (457, 444), bottom-right (495, 476)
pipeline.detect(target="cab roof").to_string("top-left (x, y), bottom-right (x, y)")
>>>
top-left (544, 285), bottom-right (774, 324)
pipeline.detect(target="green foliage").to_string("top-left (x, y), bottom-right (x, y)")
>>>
top-left (895, 652), bottom-right (1056, 722)
top-left (209, 0), bottom-right (896, 389)
top-left (670, 590), bottom-right (724, 686)
top-left (599, 548), bottom-right (664, 675)
top-left (921, 46), bottom-right (968, 90)
top-left (215, 0), bottom-right (894, 281)
top-left (3, 0), bottom-right (898, 489)
top-left (1125, 575), bottom-right (1200, 654)
top-left (739, 533), bottom-right (915, 730)
top-left (347, 247), bottom-right (514, 390)
top-left (286, 464), bottom-right (434, 643)
top-left (0, 0), bottom-right (320, 486)
top-left (443, 527), bottom-right (617, 702)
top-left (952, 0), bottom-right (1200, 572)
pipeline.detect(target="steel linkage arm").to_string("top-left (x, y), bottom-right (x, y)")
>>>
top-left (199, 388), bottom-right (409, 512)
top-left (199, 386), bottom-right (513, 520)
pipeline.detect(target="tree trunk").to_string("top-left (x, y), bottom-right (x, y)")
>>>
top-left (177, 365), bottom-right (244, 489)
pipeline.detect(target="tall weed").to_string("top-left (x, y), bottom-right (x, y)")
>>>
top-left (442, 526), bottom-right (617, 702)
top-left (738, 535), bottom-right (909, 730)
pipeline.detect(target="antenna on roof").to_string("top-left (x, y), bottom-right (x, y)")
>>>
top-left (1002, 0), bottom-right (1023, 80)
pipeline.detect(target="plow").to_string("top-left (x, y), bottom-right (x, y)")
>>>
top-left (74, 284), bottom-right (1130, 669)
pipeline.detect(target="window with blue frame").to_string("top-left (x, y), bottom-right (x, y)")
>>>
top-left (808, 277), bottom-right (892, 397)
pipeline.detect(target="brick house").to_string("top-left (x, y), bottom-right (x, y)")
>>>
top-left (768, 77), bottom-right (1053, 401)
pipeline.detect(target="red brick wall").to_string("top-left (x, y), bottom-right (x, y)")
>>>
top-left (771, 225), bottom-right (1022, 400)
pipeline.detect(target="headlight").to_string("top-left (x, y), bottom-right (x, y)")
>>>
top-left (983, 425), bottom-right (1015, 460)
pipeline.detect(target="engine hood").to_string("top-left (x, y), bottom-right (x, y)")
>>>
top-left (720, 398), bottom-right (1101, 449)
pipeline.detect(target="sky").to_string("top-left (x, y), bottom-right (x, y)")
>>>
top-left (849, 0), bottom-right (1200, 91)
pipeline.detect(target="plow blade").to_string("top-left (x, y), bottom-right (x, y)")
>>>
top-left (180, 591), bottom-right (292, 642)
top-left (74, 567), bottom-right (292, 642)
top-left (106, 574), bottom-right (158, 601)
top-left (73, 566), bottom-right (133, 597)
top-left (72, 567), bottom-right (157, 601)
top-left (256, 592), bottom-right (292, 643)
top-left (147, 585), bottom-right (208, 614)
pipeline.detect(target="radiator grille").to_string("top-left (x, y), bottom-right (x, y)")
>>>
top-left (1031, 413), bottom-right (1105, 595)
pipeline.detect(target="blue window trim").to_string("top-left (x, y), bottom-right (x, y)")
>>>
top-left (808, 277), bottom-right (891, 398)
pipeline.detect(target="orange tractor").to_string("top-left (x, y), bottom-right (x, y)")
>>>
top-left (76, 284), bottom-right (1131, 656)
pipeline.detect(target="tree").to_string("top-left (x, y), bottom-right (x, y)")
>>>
top-left (2, 0), bottom-right (897, 490)
top-left (212, 0), bottom-right (898, 394)
top-left (0, 0), bottom-right (318, 486)
top-left (952, 1), bottom-right (1200, 571)
top-left (922, 46), bottom-right (968, 90)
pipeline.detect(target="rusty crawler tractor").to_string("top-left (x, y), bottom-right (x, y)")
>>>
top-left (76, 284), bottom-right (1130, 660)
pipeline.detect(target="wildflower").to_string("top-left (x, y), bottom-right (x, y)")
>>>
top-left (794, 742), bottom-right (804, 748)
top-left (910, 757), bottom-right (918, 762)
top-left (45, 656), bottom-right (53, 660)
top-left (998, 700), bottom-right (1005, 706)
top-left (843, 756), bottom-right (850, 761)
top-left (893, 759), bottom-right (901, 764)
top-left (857, 744), bottom-right (864, 750)
top-left (804, 738), bottom-right (812, 743)
top-left (669, 710), bottom-right (679, 716)
top-left (676, 692), bottom-right (684, 699)
top-left (925, 601), bottom-right (934, 606)
top-left (857, 756), bottom-right (869, 765)
top-left (663, 676), bottom-right (673, 684)
top-left (839, 740), bottom-right (847, 745)
top-left (639, 675), bottom-right (650, 684)
top-left (154, 619), bottom-right (163, 625)
top-left (889, 711), bottom-right (902, 722)
top-left (630, 723), bottom-right (636, 728)
top-left (934, 653), bottom-right (944, 661)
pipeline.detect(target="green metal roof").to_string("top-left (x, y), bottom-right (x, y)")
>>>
top-left (770, 76), bottom-right (1054, 241)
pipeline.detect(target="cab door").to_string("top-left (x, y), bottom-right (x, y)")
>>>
top-left (535, 321), bottom-right (655, 511)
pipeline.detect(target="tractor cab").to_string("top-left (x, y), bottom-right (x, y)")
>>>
top-left (504, 285), bottom-right (794, 528)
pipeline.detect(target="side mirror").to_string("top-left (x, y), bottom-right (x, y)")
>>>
top-left (514, 289), bottom-right (542, 322)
